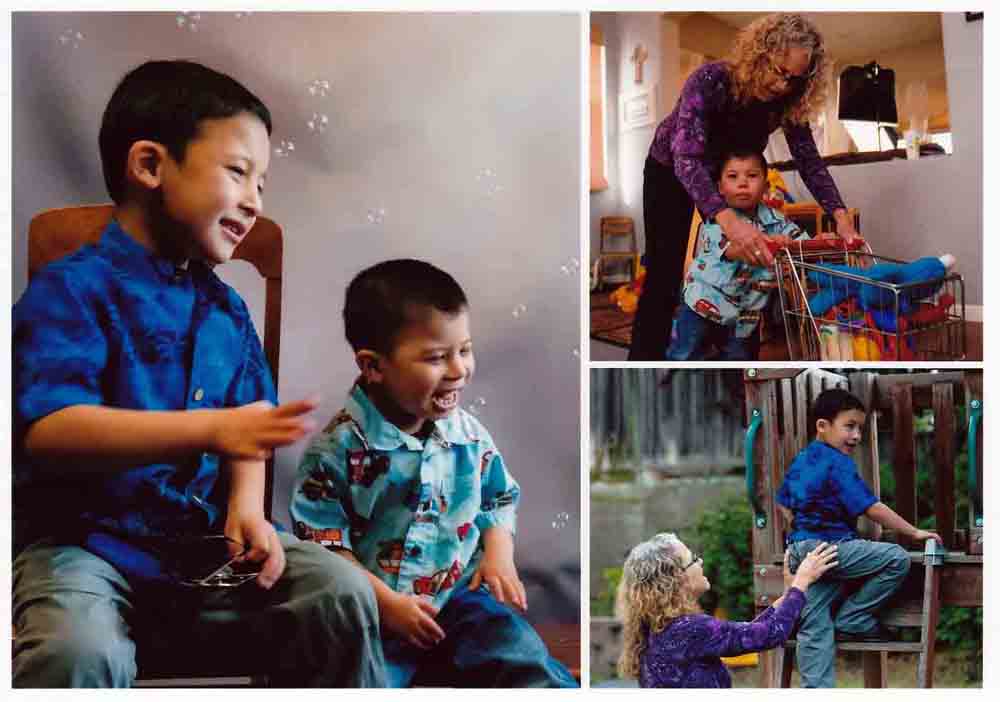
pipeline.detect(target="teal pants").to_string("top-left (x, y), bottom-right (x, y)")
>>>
top-left (12, 532), bottom-right (386, 687)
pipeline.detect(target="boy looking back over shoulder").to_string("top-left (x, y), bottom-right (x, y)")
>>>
top-left (13, 60), bottom-right (384, 687)
top-left (777, 388), bottom-right (942, 688)
top-left (290, 259), bottom-right (578, 688)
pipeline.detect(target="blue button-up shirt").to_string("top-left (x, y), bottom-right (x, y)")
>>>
top-left (683, 202), bottom-right (808, 338)
top-left (13, 221), bottom-right (275, 550)
top-left (776, 440), bottom-right (878, 543)
top-left (290, 384), bottom-right (520, 610)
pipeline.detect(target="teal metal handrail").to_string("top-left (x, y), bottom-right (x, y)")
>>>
top-left (745, 409), bottom-right (767, 528)
top-left (968, 399), bottom-right (982, 528)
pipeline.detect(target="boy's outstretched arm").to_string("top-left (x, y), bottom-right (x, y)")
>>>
top-left (23, 398), bottom-right (318, 473)
top-left (224, 457), bottom-right (286, 589)
top-left (469, 527), bottom-right (527, 612)
top-left (865, 501), bottom-right (943, 544)
top-left (333, 549), bottom-right (445, 649)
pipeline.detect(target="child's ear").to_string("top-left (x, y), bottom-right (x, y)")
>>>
top-left (815, 418), bottom-right (830, 434)
top-left (356, 350), bottom-right (383, 383)
top-left (125, 140), bottom-right (168, 192)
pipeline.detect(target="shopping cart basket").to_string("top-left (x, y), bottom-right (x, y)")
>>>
top-left (772, 239), bottom-right (965, 361)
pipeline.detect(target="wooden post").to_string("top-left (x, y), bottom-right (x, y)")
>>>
top-left (890, 384), bottom-right (917, 540)
top-left (932, 383), bottom-right (956, 550)
top-left (918, 541), bottom-right (943, 687)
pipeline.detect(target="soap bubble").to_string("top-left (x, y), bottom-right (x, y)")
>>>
top-left (572, 348), bottom-right (580, 360)
top-left (57, 30), bottom-right (84, 48)
top-left (234, 11), bottom-right (253, 19)
top-left (307, 113), bottom-right (329, 133)
top-left (511, 304), bottom-right (527, 319)
top-left (551, 512), bottom-right (571, 530)
top-left (467, 397), bottom-right (487, 416)
top-left (176, 12), bottom-right (201, 32)
top-left (366, 207), bottom-right (386, 225)
top-left (274, 140), bottom-right (296, 158)
top-left (560, 257), bottom-right (581, 275)
top-left (475, 168), bottom-right (503, 197)
top-left (307, 79), bottom-right (331, 98)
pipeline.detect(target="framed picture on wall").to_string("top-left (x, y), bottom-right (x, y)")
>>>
top-left (619, 85), bottom-right (657, 132)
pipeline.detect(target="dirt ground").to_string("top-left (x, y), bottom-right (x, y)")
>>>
top-left (727, 650), bottom-right (981, 688)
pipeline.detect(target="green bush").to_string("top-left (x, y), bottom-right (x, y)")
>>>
top-left (592, 566), bottom-right (624, 618)
top-left (695, 495), bottom-right (755, 620)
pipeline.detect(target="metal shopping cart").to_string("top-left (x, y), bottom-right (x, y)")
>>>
top-left (772, 239), bottom-right (966, 361)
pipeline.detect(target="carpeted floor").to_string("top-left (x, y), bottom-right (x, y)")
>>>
top-left (589, 292), bottom-right (983, 361)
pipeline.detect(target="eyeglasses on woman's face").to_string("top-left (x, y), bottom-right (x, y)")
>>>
top-left (768, 51), bottom-right (816, 92)
top-left (681, 552), bottom-right (703, 572)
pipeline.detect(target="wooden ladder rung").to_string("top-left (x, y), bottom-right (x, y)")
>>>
top-left (784, 639), bottom-right (924, 653)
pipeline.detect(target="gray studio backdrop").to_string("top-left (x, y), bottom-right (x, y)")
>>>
top-left (12, 12), bottom-right (581, 625)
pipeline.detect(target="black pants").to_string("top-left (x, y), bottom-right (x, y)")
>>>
top-left (628, 155), bottom-right (697, 361)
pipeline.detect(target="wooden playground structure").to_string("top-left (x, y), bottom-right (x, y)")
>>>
top-left (744, 369), bottom-right (983, 687)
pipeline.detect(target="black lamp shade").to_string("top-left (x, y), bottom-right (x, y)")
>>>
top-left (838, 61), bottom-right (898, 123)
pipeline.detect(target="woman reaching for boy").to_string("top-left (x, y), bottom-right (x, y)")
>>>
top-left (628, 12), bottom-right (861, 360)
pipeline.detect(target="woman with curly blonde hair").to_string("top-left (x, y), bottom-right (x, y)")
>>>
top-left (617, 533), bottom-right (837, 687)
top-left (629, 13), bottom-right (861, 361)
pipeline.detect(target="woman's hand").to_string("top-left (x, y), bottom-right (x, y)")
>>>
top-left (832, 209), bottom-right (861, 245)
top-left (790, 542), bottom-right (838, 590)
top-left (716, 209), bottom-right (775, 267)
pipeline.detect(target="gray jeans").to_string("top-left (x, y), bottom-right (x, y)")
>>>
top-left (788, 538), bottom-right (910, 688)
top-left (13, 532), bottom-right (386, 687)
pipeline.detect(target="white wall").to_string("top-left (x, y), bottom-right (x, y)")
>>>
top-left (819, 13), bottom-right (982, 306)
top-left (12, 12), bottom-right (581, 622)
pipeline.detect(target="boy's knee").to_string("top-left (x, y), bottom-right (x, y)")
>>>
top-left (15, 625), bottom-right (135, 687)
top-left (887, 544), bottom-right (911, 575)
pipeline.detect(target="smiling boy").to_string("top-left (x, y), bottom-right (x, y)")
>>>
top-left (777, 388), bottom-right (942, 687)
top-left (13, 60), bottom-right (384, 687)
top-left (290, 259), bottom-right (577, 687)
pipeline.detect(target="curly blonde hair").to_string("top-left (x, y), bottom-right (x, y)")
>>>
top-left (725, 13), bottom-right (830, 125)
top-left (616, 533), bottom-right (703, 679)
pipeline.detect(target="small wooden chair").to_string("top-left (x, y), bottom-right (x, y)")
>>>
top-left (596, 216), bottom-right (639, 288)
top-left (24, 204), bottom-right (284, 685)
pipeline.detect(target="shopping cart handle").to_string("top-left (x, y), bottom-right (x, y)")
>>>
top-left (765, 237), bottom-right (867, 254)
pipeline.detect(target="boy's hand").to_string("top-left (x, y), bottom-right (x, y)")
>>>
top-left (912, 528), bottom-right (944, 545)
top-left (383, 592), bottom-right (446, 649)
top-left (469, 542), bottom-right (527, 611)
top-left (223, 511), bottom-right (286, 589)
top-left (212, 398), bottom-right (320, 460)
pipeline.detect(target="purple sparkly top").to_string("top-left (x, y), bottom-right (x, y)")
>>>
top-left (639, 587), bottom-right (806, 688)
top-left (649, 62), bottom-right (846, 219)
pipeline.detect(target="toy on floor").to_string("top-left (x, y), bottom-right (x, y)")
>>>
top-left (610, 262), bottom-right (646, 315)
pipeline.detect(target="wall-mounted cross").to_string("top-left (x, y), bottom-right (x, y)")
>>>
top-left (631, 44), bottom-right (648, 84)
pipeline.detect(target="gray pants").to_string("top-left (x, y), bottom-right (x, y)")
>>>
top-left (12, 532), bottom-right (386, 688)
top-left (788, 538), bottom-right (910, 688)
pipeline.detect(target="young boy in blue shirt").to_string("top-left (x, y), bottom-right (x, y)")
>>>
top-left (668, 149), bottom-right (809, 361)
top-left (13, 60), bottom-right (385, 687)
top-left (778, 388), bottom-right (943, 688)
top-left (290, 259), bottom-right (578, 687)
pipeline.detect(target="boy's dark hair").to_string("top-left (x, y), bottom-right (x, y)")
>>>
top-left (99, 60), bottom-right (272, 204)
top-left (344, 259), bottom-right (468, 354)
top-left (811, 388), bottom-right (866, 428)
top-left (712, 148), bottom-right (769, 181)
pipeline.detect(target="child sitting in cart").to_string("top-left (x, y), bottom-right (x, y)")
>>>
top-left (668, 148), bottom-right (816, 361)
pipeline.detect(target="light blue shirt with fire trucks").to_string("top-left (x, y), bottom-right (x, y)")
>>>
top-left (682, 202), bottom-right (809, 338)
top-left (289, 383), bottom-right (520, 610)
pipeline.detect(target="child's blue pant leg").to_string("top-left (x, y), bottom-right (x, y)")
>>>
top-left (666, 305), bottom-right (714, 360)
top-left (789, 538), bottom-right (911, 688)
top-left (385, 586), bottom-right (578, 687)
top-left (13, 542), bottom-right (138, 687)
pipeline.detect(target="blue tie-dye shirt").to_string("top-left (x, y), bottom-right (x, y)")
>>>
top-left (682, 202), bottom-right (808, 338)
top-left (13, 221), bottom-right (275, 550)
top-left (290, 384), bottom-right (520, 610)
top-left (776, 440), bottom-right (879, 543)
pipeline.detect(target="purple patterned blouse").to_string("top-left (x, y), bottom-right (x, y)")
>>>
top-left (649, 61), bottom-right (846, 219)
top-left (639, 588), bottom-right (806, 688)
